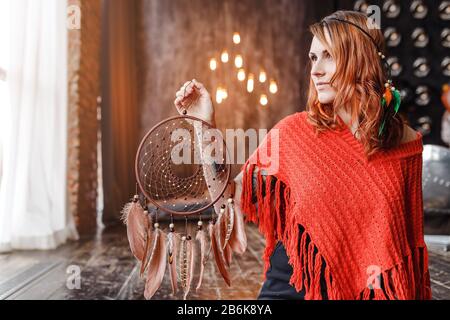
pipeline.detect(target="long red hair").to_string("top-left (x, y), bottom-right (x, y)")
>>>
top-left (306, 10), bottom-right (405, 156)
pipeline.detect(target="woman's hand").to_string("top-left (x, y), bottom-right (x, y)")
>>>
top-left (174, 79), bottom-right (216, 126)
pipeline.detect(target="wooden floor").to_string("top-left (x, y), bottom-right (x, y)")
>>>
top-left (0, 223), bottom-right (449, 300)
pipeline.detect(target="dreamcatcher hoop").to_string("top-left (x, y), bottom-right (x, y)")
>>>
top-left (135, 114), bottom-right (232, 216)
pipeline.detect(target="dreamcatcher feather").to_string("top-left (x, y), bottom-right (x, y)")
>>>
top-left (167, 226), bottom-right (179, 295)
top-left (144, 225), bottom-right (167, 300)
top-left (179, 235), bottom-right (196, 300)
top-left (140, 224), bottom-right (154, 277)
top-left (121, 195), bottom-right (152, 274)
top-left (228, 196), bottom-right (247, 255)
top-left (195, 221), bottom-right (208, 291)
top-left (209, 220), bottom-right (231, 286)
top-left (215, 205), bottom-right (232, 268)
top-left (122, 83), bottom-right (247, 299)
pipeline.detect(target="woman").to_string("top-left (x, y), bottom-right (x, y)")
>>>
top-left (174, 10), bottom-right (432, 300)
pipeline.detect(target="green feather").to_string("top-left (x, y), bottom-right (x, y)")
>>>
top-left (378, 89), bottom-right (402, 137)
top-left (392, 89), bottom-right (401, 114)
top-left (379, 97), bottom-right (387, 137)
top-left (378, 96), bottom-right (386, 136)
top-left (378, 119), bottom-right (386, 137)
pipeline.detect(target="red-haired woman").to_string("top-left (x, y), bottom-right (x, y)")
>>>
top-left (174, 10), bottom-right (432, 300)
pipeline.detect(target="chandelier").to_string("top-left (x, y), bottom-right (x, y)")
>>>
top-left (208, 32), bottom-right (278, 108)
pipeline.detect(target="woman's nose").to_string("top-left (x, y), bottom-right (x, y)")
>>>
top-left (311, 61), bottom-right (325, 78)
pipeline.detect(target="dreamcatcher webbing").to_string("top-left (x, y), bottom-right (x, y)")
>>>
top-left (135, 115), bottom-right (231, 216)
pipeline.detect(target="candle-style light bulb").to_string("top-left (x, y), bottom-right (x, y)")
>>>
top-left (233, 32), bottom-right (241, 44)
top-left (216, 87), bottom-right (223, 104)
top-left (234, 55), bottom-right (243, 68)
top-left (247, 74), bottom-right (254, 93)
top-left (260, 94), bottom-right (268, 106)
top-left (237, 69), bottom-right (246, 81)
top-left (209, 58), bottom-right (217, 71)
top-left (221, 51), bottom-right (229, 63)
top-left (222, 88), bottom-right (228, 100)
top-left (269, 79), bottom-right (278, 94)
top-left (259, 70), bottom-right (267, 83)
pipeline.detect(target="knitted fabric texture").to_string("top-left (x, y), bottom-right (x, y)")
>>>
top-left (240, 111), bottom-right (432, 300)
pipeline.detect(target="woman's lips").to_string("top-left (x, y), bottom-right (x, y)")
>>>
top-left (316, 83), bottom-right (330, 90)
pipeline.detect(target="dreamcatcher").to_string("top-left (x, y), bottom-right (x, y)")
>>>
top-left (121, 83), bottom-right (247, 300)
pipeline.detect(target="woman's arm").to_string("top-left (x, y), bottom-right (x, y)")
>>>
top-left (174, 79), bottom-right (276, 211)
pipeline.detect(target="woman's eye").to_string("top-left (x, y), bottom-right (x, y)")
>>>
top-left (324, 52), bottom-right (332, 59)
top-left (310, 56), bottom-right (317, 62)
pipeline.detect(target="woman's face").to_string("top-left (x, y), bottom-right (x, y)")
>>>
top-left (309, 31), bottom-right (337, 104)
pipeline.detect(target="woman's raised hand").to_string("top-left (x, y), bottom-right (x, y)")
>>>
top-left (174, 79), bottom-right (216, 126)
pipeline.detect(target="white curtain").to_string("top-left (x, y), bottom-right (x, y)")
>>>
top-left (0, 0), bottom-right (79, 252)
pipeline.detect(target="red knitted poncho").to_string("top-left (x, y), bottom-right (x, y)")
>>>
top-left (240, 111), bottom-right (432, 300)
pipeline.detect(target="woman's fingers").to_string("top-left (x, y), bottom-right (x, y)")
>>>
top-left (192, 79), bottom-right (209, 96)
top-left (174, 97), bottom-right (183, 109)
top-left (174, 94), bottom-right (189, 108)
top-left (174, 80), bottom-right (205, 113)
top-left (176, 80), bottom-right (195, 98)
top-left (184, 82), bottom-right (195, 96)
top-left (192, 79), bottom-right (202, 89)
top-left (181, 80), bottom-right (193, 93)
top-left (182, 81), bottom-right (191, 90)
top-left (175, 80), bottom-right (194, 112)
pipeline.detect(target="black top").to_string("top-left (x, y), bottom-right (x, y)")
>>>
top-left (257, 226), bottom-right (329, 300)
